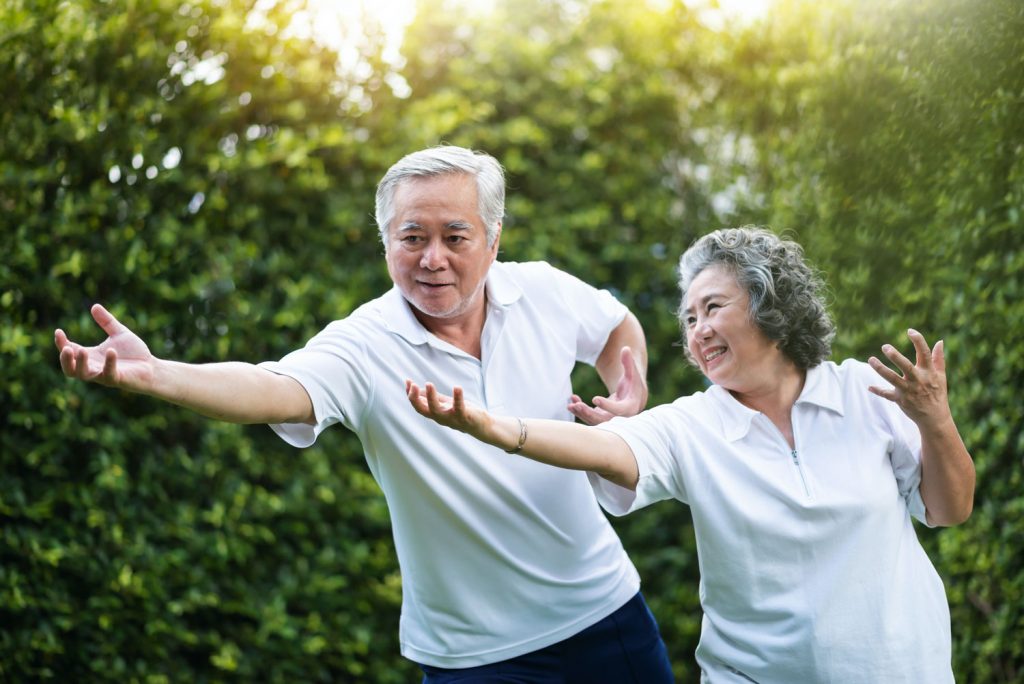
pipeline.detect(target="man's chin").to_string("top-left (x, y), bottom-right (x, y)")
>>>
top-left (408, 297), bottom-right (462, 320)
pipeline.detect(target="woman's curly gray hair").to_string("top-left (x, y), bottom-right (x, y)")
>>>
top-left (677, 226), bottom-right (835, 370)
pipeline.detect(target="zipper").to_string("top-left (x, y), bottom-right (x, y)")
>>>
top-left (761, 413), bottom-right (812, 500)
top-left (791, 449), bottom-right (811, 498)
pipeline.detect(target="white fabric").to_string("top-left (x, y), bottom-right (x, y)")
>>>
top-left (592, 359), bottom-right (953, 683)
top-left (259, 261), bottom-right (640, 668)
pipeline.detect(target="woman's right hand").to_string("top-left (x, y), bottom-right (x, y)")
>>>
top-left (406, 380), bottom-right (502, 446)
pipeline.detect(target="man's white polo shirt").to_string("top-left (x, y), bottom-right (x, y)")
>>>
top-left (593, 359), bottom-right (953, 683)
top-left (259, 261), bottom-right (640, 668)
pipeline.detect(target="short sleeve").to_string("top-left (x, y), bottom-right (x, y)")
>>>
top-left (881, 397), bottom-right (931, 526)
top-left (258, 321), bottom-right (374, 448)
top-left (854, 362), bottom-right (931, 526)
top-left (539, 263), bottom-right (627, 365)
top-left (590, 404), bottom-right (693, 516)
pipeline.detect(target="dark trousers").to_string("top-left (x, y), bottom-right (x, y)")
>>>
top-left (420, 592), bottom-right (674, 683)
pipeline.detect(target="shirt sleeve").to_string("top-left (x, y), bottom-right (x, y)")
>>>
top-left (882, 399), bottom-right (931, 526)
top-left (539, 262), bottom-right (628, 365)
top-left (857, 362), bottom-right (931, 526)
top-left (257, 320), bottom-right (374, 448)
top-left (589, 404), bottom-right (692, 516)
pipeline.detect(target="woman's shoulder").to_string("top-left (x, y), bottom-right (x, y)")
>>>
top-left (641, 389), bottom-right (719, 426)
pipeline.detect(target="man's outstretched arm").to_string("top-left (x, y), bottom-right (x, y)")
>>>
top-left (55, 303), bottom-right (314, 425)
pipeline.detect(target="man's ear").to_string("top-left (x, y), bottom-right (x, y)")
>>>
top-left (490, 222), bottom-right (502, 256)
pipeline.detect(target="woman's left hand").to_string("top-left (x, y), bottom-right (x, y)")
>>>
top-left (867, 329), bottom-right (952, 428)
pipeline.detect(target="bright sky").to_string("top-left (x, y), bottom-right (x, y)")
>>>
top-left (300, 0), bottom-right (772, 55)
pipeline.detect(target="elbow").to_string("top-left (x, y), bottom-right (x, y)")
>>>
top-left (929, 497), bottom-right (974, 527)
top-left (952, 497), bottom-right (974, 526)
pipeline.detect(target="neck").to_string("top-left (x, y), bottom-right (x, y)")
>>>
top-left (412, 298), bottom-right (488, 359)
top-left (730, 361), bottom-right (806, 444)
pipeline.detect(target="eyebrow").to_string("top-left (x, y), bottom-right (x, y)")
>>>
top-left (397, 220), bottom-right (474, 232)
top-left (682, 292), bottom-right (725, 315)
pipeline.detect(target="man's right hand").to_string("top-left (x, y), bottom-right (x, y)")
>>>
top-left (55, 303), bottom-right (315, 425)
top-left (55, 303), bottom-right (155, 393)
top-left (568, 346), bottom-right (647, 425)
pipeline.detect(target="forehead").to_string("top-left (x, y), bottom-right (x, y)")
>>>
top-left (392, 173), bottom-right (479, 223)
top-left (684, 263), bottom-right (744, 309)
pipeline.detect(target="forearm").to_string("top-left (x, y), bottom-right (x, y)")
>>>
top-left (483, 415), bottom-right (639, 490)
top-left (918, 416), bottom-right (975, 526)
top-left (596, 312), bottom-right (648, 394)
top-left (151, 360), bottom-right (314, 425)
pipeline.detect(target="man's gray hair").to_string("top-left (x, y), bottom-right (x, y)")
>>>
top-left (677, 226), bottom-right (835, 370)
top-left (375, 145), bottom-right (505, 247)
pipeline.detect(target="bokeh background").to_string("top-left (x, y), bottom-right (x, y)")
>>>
top-left (2, 0), bottom-right (1021, 681)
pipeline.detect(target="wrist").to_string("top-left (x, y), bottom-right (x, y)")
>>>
top-left (504, 417), bottom-right (528, 454)
top-left (913, 408), bottom-right (957, 435)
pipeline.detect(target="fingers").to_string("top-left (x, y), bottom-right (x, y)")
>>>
top-left (56, 330), bottom-right (83, 378)
top-left (425, 383), bottom-right (443, 413)
top-left (102, 349), bottom-right (119, 381)
top-left (932, 339), bottom-right (946, 373)
top-left (567, 398), bottom-right (613, 426)
top-left (906, 328), bottom-right (933, 369)
top-left (59, 344), bottom-right (77, 376)
top-left (91, 303), bottom-right (127, 337)
top-left (867, 384), bottom-right (896, 402)
top-left (406, 380), bottom-right (429, 416)
top-left (867, 355), bottom-right (902, 385)
top-left (75, 346), bottom-right (97, 380)
top-left (592, 395), bottom-right (622, 412)
top-left (880, 343), bottom-right (914, 377)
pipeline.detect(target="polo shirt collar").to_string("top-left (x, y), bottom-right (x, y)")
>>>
top-left (708, 362), bottom-right (846, 442)
top-left (380, 262), bottom-right (523, 346)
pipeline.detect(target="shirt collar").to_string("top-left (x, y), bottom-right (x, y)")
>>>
top-left (708, 362), bottom-right (845, 442)
top-left (380, 262), bottom-right (523, 346)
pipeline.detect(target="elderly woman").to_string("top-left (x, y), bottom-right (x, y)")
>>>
top-left (406, 227), bottom-right (974, 682)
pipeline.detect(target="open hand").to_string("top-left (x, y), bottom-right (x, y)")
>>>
top-left (406, 380), bottom-right (492, 440)
top-left (568, 346), bottom-right (648, 425)
top-left (868, 329), bottom-right (952, 428)
top-left (55, 304), bottom-right (155, 392)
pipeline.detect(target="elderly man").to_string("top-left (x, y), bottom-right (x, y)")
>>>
top-left (55, 146), bottom-right (673, 682)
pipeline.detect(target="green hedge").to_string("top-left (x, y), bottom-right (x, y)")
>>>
top-left (2, 0), bottom-right (1021, 681)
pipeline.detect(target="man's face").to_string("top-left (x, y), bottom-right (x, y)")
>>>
top-left (385, 173), bottom-right (500, 329)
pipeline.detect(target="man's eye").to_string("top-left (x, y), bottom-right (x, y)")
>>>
top-left (684, 316), bottom-right (696, 327)
top-left (447, 235), bottom-right (465, 243)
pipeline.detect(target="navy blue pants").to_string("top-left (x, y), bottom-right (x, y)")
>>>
top-left (419, 592), bottom-right (674, 683)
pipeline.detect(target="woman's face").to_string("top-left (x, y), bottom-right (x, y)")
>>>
top-left (682, 264), bottom-right (783, 393)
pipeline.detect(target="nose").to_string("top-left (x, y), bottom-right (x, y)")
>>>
top-left (419, 240), bottom-right (448, 271)
top-left (694, 318), bottom-right (713, 341)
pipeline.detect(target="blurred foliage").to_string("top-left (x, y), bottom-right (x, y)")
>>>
top-left (1, 0), bottom-right (1020, 681)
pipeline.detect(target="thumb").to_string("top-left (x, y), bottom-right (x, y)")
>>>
top-left (91, 303), bottom-right (127, 337)
top-left (619, 346), bottom-right (636, 379)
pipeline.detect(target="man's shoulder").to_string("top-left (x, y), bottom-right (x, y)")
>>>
top-left (315, 290), bottom-right (396, 340)
top-left (494, 259), bottom-right (557, 280)
top-left (493, 260), bottom-right (592, 297)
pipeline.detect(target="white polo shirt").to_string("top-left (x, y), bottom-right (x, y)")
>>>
top-left (593, 359), bottom-right (953, 683)
top-left (259, 261), bottom-right (640, 668)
